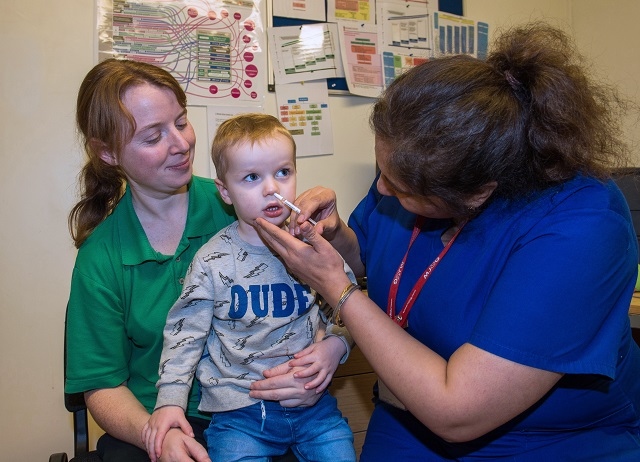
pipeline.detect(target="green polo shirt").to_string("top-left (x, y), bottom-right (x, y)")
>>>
top-left (65, 176), bottom-right (235, 418)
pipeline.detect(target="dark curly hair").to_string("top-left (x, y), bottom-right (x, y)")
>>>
top-left (370, 22), bottom-right (630, 218)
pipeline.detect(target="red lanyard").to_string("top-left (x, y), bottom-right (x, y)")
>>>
top-left (387, 217), bottom-right (466, 328)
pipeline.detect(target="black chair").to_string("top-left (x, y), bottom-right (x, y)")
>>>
top-left (50, 309), bottom-right (101, 462)
top-left (49, 391), bottom-right (101, 462)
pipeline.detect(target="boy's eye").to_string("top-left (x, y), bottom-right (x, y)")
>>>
top-left (276, 168), bottom-right (291, 178)
top-left (244, 173), bottom-right (259, 182)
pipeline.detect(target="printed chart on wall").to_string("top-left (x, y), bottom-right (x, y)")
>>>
top-left (97, 0), bottom-right (268, 106)
top-left (275, 80), bottom-right (334, 157)
top-left (433, 11), bottom-right (489, 60)
top-left (267, 22), bottom-right (344, 86)
top-left (378, 1), bottom-right (431, 88)
top-left (273, 0), bottom-right (325, 22)
top-left (328, 0), bottom-right (374, 24)
top-left (337, 21), bottom-right (382, 98)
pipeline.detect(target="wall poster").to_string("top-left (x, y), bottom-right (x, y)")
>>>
top-left (97, 0), bottom-right (268, 106)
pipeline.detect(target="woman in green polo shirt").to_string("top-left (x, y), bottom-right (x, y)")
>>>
top-left (65, 59), bottom-right (327, 462)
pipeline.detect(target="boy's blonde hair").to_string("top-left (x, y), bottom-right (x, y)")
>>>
top-left (211, 113), bottom-right (296, 180)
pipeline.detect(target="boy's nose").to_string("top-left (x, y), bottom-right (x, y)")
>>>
top-left (264, 179), bottom-right (278, 196)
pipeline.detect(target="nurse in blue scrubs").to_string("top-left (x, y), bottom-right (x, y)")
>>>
top-left (253, 22), bottom-right (640, 461)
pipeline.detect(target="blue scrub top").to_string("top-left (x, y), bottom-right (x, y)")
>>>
top-left (350, 174), bottom-right (640, 459)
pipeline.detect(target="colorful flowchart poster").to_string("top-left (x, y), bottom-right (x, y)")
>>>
top-left (97, 0), bottom-right (267, 106)
top-left (275, 81), bottom-right (334, 157)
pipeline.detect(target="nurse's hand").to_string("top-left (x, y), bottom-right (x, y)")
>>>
top-left (255, 218), bottom-right (351, 302)
top-left (286, 187), bottom-right (342, 241)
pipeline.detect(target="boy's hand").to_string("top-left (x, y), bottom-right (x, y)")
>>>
top-left (142, 405), bottom-right (193, 462)
top-left (289, 336), bottom-right (345, 392)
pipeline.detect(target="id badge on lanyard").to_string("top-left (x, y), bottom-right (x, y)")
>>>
top-left (387, 217), bottom-right (466, 328)
top-left (380, 217), bottom-right (466, 410)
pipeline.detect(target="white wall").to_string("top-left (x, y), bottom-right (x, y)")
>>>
top-left (1, 2), bottom-right (95, 460)
top-left (465, 0), bottom-right (571, 32)
top-left (464, 0), bottom-right (640, 163)
top-left (1, 1), bottom-right (637, 460)
top-left (570, 0), bottom-right (640, 158)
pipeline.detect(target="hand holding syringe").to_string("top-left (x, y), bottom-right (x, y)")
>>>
top-left (274, 193), bottom-right (318, 226)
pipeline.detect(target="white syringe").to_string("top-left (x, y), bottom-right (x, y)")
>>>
top-left (274, 193), bottom-right (317, 226)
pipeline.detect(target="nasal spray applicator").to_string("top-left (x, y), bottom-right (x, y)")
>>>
top-left (274, 193), bottom-right (318, 226)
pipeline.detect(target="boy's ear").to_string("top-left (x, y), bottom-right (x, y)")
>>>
top-left (91, 139), bottom-right (118, 166)
top-left (214, 178), bottom-right (233, 205)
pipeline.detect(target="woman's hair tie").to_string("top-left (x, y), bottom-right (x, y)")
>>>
top-left (504, 69), bottom-right (522, 91)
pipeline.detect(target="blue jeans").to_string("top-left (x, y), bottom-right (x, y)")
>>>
top-left (204, 392), bottom-right (356, 462)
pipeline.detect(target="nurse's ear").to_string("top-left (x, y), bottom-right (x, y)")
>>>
top-left (468, 181), bottom-right (498, 209)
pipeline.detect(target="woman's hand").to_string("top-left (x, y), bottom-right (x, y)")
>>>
top-left (276, 186), bottom-right (366, 278)
top-left (142, 406), bottom-right (193, 462)
top-left (250, 362), bottom-right (323, 407)
top-left (85, 385), bottom-right (209, 461)
top-left (249, 337), bottom-right (346, 405)
top-left (159, 427), bottom-right (211, 462)
top-left (286, 187), bottom-right (341, 240)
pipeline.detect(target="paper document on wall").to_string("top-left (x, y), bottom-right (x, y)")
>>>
top-left (377, 1), bottom-right (432, 88)
top-left (337, 21), bottom-right (383, 98)
top-left (268, 23), bottom-right (345, 85)
top-left (432, 11), bottom-right (489, 60)
top-left (273, 0), bottom-right (326, 21)
top-left (275, 81), bottom-right (334, 157)
top-left (328, 0), bottom-right (375, 24)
